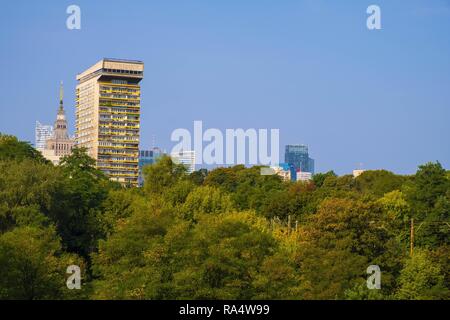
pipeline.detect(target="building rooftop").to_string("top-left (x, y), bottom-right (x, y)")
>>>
top-left (103, 58), bottom-right (144, 64)
top-left (77, 58), bottom-right (144, 82)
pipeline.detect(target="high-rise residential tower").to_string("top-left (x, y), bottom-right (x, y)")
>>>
top-left (285, 144), bottom-right (315, 174)
top-left (75, 58), bottom-right (144, 186)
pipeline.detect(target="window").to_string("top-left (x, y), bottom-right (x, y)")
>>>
top-left (112, 79), bottom-right (127, 85)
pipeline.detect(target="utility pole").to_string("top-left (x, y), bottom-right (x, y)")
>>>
top-left (288, 215), bottom-right (291, 234)
top-left (410, 218), bottom-right (414, 256)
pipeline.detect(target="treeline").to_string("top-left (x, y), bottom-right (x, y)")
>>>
top-left (0, 133), bottom-right (448, 300)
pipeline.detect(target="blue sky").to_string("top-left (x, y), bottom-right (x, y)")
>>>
top-left (0, 0), bottom-right (449, 174)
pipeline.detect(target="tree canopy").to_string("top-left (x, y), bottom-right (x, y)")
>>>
top-left (0, 135), bottom-right (448, 300)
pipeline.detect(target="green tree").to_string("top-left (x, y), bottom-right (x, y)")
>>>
top-left (91, 203), bottom-right (176, 299)
top-left (180, 186), bottom-right (235, 220)
top-left (164, 179), bottom-right (196, 207)
top-left (143, 155), bottom-right (187, 194)
top-left (403, 162), bottom-right (450, 248)
top-left (294, 198), bottom-right (403, 298)
top-left (189, 168), bottom-right (208, 185)
top-left (99, 188), bottom-right (149, 237)
top-left (91, 209), bottom-right (298, 299)
top-left (405, 162), bottom-right (449, 213)
top-left (355, 170), bottom-right (405, 197)
top-left (168, 212), bottom-right (292, 299)
top-left (415, 195), bottom-right (450, 247)
top-left (312, 171), bottom-right (337, 188)
top-left (344, 282), bottom-right (386, 300)
top-left (0, 134), bottom-right (49, 164)
top-left (260, 182), bottom-right (315, 220)
top-left (0, 159), bottom-right (62, 233)
top-left (396, 249), bottom-right (448, 300)
top-left (378, 190), bottom-right (410, 223)
top-left (0, 226), bottom-right (85, 299)
top-left (57, 147), bottom-right (118, 258)
top-left (377, 190), bottom-right (412, 250)
top-left (204, 165), bottom-right (286, 212)
top-left (59, 147), bottom-right (106, 179)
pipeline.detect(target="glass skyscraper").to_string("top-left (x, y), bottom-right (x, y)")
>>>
top-left (35, 121), bottom-right (53, 150)
top-left (138, 148), bottom-right (163, 186)
top-left (284, 144), bottom-right (315, 174)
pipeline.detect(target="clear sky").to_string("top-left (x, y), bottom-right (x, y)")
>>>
top-left (0, 0), bottom-right (449, 174)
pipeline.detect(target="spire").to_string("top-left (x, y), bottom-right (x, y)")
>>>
top-left (54, 81), bottom-right (68, 138)
top-left (59, 81), bottom-right (64, 112)
top-left (56, 81), bottom-right (66, 121)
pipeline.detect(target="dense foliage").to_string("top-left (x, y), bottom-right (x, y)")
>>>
top-left (0, 133), bottom-right (448, 300)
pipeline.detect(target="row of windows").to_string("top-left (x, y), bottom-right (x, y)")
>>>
top-left (100, 100), bottom-right (140, 107)
top-left (76, 130), bottom-right (94, 139)
top-left (100, 115), bottom-right (139, 121)
top-left (99, 132), bottom-right (139, 138)
top-left (103, 69), bottom-right (143, 76)
top-left (98, 157), bottom-right (137, 162)
top-left (100, 109), bottom-right (140, 116)
top-left (76, 140), bottom-right (92, 147)
top-left (77, 83), bottom-right (94, 93)
top-left (99, 146), bottom-right (138, 151)
top-left (98, 141), bottom-right (138, 147)
top-left (77, 112), bottom-right (94, 121)
top-left (100, 86), bottom-right (139, 93)
top-left (99, 121), bottom-right (139, 128)
top-left (100, 93), bottom-right (140, 100)
top-left (99, 150), bottom-right (138, 154)
top-left (99, 136), bottom-right (139, 143)
top-left (76, 122), bottom-right (94, 130)
top-left (100, 171), bottom-right (138, 176)
top-left (98, 163), bottom-right (138, 169)
top-left (50, 143), bottom-right (73, 151)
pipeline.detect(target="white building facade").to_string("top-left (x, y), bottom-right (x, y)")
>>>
top-left (171, 150), bottom-right (196, 173)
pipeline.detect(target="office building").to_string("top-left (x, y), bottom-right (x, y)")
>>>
top-left (270, 163), bottom-right (292, 182)
top-left (297, 171), bottom-right (312, 182)
top-left (35, 121), bottom-right (53, 150)
top-left (138, 147), bottom-right (164, 186)
top-left (171, 150), bottom-right (196, 174)
top-left (75, 58), bottom-right (144, 186)
top-left (285, 144), bottom-right (315, 174)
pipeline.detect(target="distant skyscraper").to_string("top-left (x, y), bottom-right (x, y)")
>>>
top-left (35, 121), bottom-right (53, 150)
top-left (138, 147), bottom-right (164, 186)
top-left (285, 144), bottom-right (315, 174)
top-left (41, 82), bottom-right (75, 164)
top-left (75, 58), bottom-right (144, 186)
top-left (171, 150), bottom-right (196, 174)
